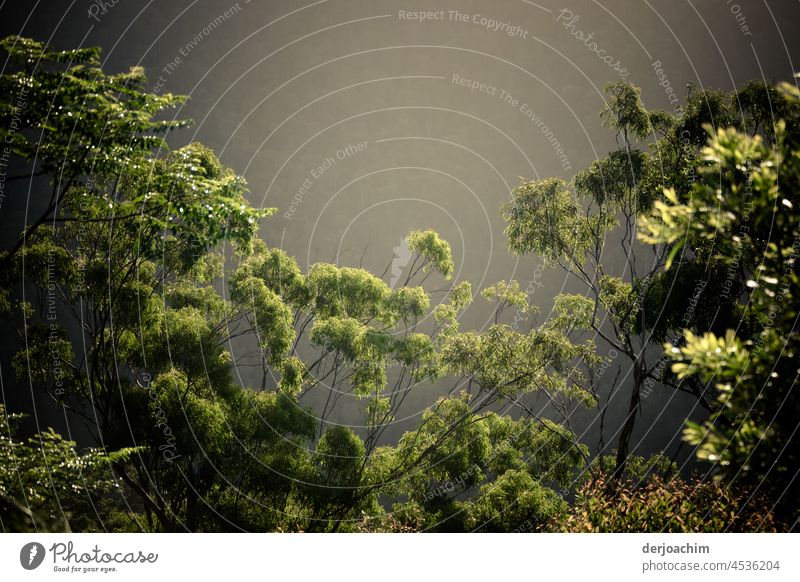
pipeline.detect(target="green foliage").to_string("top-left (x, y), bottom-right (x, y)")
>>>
top-left (481, 280), bottom-right (536, 319)
top-left (407, 229), bottom-right (455, 279)
top-left (303, 426), bottom-right (379, 530)
top-left (0, 404), bottom-right (132, 531)
top-left (316, 426), bottom-right (366, 486)
top-left (467, 469), bottom-right (567, 532)
top-left (308, 264), bottom-right (392, 322)
top-left (550, 294), bottom-right (595, 331)
top-left (439, 325), bottom-right (596, 406)
top-left (5, 34), bottom-right (796, 533)
top-left (362, 407), bottom-right (584, 532)
top-left (387, 286), bottom-right (430, 321)
top-left (503, 177), bottom-right (589, 262)
top-left (433, 281), bottom-right (473, 334)
top-left (482, 414), bottom-right (587, 489)
top-left (448, 281), bottom-right (473, 310)
top-left (598, 276), bottom-right (637, 332)
top-left (590, 452), bottom-right (677, 482)
top-left (499, 78), bottom-right (800, 483)
top-left (639, 79), bottom-right (800, 522)
top-left (234, 242), bottom-right (310, 308)
top-left (736, 80), bottom-right (795, 142)
top-left (0, 36), bottom-right (188, 179)
top-left (600, 81), bottom-right (652, 141)
top-left (231, 275), bottom-right (295, 364)
top-left (675, 86), bottom-right (740, 148)
top-left (134, 143), bottom-right (274, 258)
top-left (575, 149), bottom-right (648, 210)
top-left (394, 396), bottom-right (491, 504)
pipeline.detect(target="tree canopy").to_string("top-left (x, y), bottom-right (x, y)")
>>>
top-left (1, 35), bottom-right (797, 532)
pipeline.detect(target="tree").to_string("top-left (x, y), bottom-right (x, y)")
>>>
top-left (1, 32), bottom-right (591, 528)
top-left (0, 36), bottom-right (190, 266)
top-left (362, 400), bottom-right (584, 532)
top-left (639, 76), bottom-right (800, 525)
top-left (5, 33), bottom-right (795, 532)
top-left (500, 80), bottom-right (773, 477)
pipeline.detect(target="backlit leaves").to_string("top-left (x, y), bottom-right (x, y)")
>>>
top-left (407, 229), bottom-right (455, 279)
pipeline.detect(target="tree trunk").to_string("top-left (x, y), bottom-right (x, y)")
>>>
top-left (613, 360), bottom-right (642, 479)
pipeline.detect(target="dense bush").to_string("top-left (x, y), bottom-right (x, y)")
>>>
top-left (562, 473), bottom-right (778, 533)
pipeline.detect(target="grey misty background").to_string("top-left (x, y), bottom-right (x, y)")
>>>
top-left (2, 0), bottom-right (799, 466)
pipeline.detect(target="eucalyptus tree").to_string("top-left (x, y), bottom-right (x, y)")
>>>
top-left (9, 32), bottom-right (792, 532)
top-left (225, 226), bottom-right (596, 530)
top-left (501, 81), bottom-right (757, 477)
top-left (1, 35), bottom-right (593, 531)
top-left (639, 77), bottom-right (800, 525)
